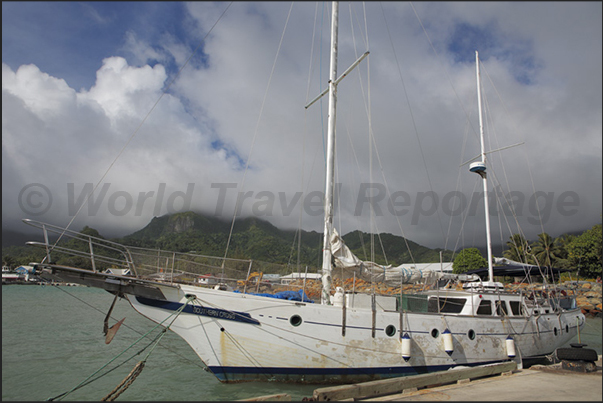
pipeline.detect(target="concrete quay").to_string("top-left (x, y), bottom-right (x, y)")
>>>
top-left (241, 357), bottom-right (602, 401)
top-left (359, 359), bottom-right (603, 402)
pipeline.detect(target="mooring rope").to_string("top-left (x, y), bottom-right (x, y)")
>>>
top-left (48, 296), bottom-right (194, 401)
top-left (48, 284), bottom-right (207, 369)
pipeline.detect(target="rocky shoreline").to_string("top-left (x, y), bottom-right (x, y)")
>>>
top-left (565, 281), bottom-right (602, 318)
top-left (286, 277), bottom-right (603, 318)
top-left (500, 281), bottom-right (602, 318)
top-left (280, 277), bottom-right (603, 317)
top-left (6, 276), bottom-right (602, 317)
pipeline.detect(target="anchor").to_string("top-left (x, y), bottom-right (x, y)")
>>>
top-left (103, 292), bottom-right (126, 344)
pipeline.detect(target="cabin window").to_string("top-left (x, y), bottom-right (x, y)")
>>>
top-left (495, 300), bottom-right (508, 316)
top-left (427, 297), bottom-right (466, 314)
top-left (476, 300), bottom-right (492, 315)
top-left (509, 301), bottom-right (522, 316)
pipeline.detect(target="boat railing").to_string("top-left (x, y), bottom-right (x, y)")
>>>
top-left (23, 219), bottom-right (137, 274)
top-left (24, 220), bottom-right (520, 305)
top-left (21, 219), bottom-right (323, 296)
top-left (22, 219), bottom-right (254, 280)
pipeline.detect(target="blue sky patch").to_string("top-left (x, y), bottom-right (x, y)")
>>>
top-left (448, 23), bottom-right (498, 64)
top-left (211, 139), bottom-right (247, 171)
top-left (2, 1), bottom-right (196, 91)
top-left (447, 22), bottom-right (539, 85)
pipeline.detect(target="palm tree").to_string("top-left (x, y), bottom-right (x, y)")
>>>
top-left (554, 234), bottom-right (575, 269)
top-left (503, 234), bottom-right (532, 264)
top-left (531, 232), bottom-right (561, 268)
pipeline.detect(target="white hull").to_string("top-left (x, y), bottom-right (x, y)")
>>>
top-left (21, 1), bottom-right (587, 387)
top-left (128, 282), bottom-right (584, 383)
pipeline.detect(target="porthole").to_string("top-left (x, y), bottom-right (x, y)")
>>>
top-left (565, 324), bottom-right (569, 333)
top-left (431, 329), bottom-right (439, 338)
top-left (385, 325), bottom-right (396, 337)
top-left (290, 314), bottom-right (303, 327)
top-left (467, 329), bottom-right (476, 340)
top-left (554, 327), bottom-right (558, 336)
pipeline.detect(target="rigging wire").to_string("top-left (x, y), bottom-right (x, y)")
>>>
top-left (221, 2), bottom-right (295, 265)
top-left (45, 2), bottom-right (234, 258)
top-left (444, 116), bottom-right (473, 260)
top-left (447, 56), bottom-right (555, 285)
top-left (286, 1), bottom-right (326, 273)
top-left (333, 2), bottom-right (406, 269)
top-left (49, 295), bottom-right (194, 401)
top-left (408, 2), bottom-right (480, 144)
top-left (46, 283), bottom-right (206, 369)
top-left (480, 61), bottom-right (548, 237)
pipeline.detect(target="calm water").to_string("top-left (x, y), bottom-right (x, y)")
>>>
top-left (2, 285), bottom-right (317, 401)
top-left (2, 285), bottom-right (601, 401)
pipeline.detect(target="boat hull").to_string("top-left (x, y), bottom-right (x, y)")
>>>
top-left (128, 282), bottom-right (585, 384)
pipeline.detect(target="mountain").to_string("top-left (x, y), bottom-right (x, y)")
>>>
top-left (9, 211), bottom-right (593, 270)
top-left (113, 211), bottom-right (451, 268)
top-left (338, 230), bottom-right (453, 265)
top-left (112, 212), bottom-right (323, 266)
top-left (2, 229), bottom-right (44, 248)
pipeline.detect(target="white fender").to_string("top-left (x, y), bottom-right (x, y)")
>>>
top-left (506, 335), bottom-right (516, 358)
top-left (401, 333), bottom-right (411, 361)
top-left (443, 329), bottom-right (453, 355)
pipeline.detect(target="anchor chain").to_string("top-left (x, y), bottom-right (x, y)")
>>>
top-left (48, 295), bottom-right (194, 401)
top-left (101, 361), bottom-right (145, 401)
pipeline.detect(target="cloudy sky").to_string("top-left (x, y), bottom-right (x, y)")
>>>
top-left (2, 2), bottom-right (601, 254)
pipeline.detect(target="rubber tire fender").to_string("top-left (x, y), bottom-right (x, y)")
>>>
top-left (556, 347), bottom-right (598, 362)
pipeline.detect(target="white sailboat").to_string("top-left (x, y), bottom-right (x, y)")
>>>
top-left (24, 2), bottom-right (585, 384)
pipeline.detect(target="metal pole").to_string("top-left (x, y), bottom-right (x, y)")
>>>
top-left (476, 50), bottom-right (494, 283)
top-left (321, 1), bottom-right (339, 305)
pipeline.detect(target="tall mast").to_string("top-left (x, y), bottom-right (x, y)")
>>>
top-left (321, 1), bottom-right (339, 304)
top-left (472, 50), bottom-right (494, 283)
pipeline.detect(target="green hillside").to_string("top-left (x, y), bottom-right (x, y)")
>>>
top-left (3, 212), bottom-right (452, 270)
top-left (341, 230), bottom-right (453, 265)
top-left (114, 212), bottom-right (451, 268)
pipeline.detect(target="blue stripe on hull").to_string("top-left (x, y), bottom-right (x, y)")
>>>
top-left (134, 296), bottom-right (260, 325)
top-left (208, 360), bottom-right (506, 383)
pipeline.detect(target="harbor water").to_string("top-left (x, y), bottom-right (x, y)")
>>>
top-left (2, 285), bottom-right (601, 401)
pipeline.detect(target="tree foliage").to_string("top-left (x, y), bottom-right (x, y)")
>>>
top-left (532, 232), bottom-right (563, 268)
top-left (554, 234), bottom-right (575, 269)
top-left (453, 248), bottom-right (487, 274)
top-left (501, 224), bottom-right (601, 279)
top-left (503, 234), bottom-right (533, 264)
top-left (566, 224), bottom-right (602, 279)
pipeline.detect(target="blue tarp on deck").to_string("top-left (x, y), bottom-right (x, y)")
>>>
top-left (234, 289), bottom-right (314, 303)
